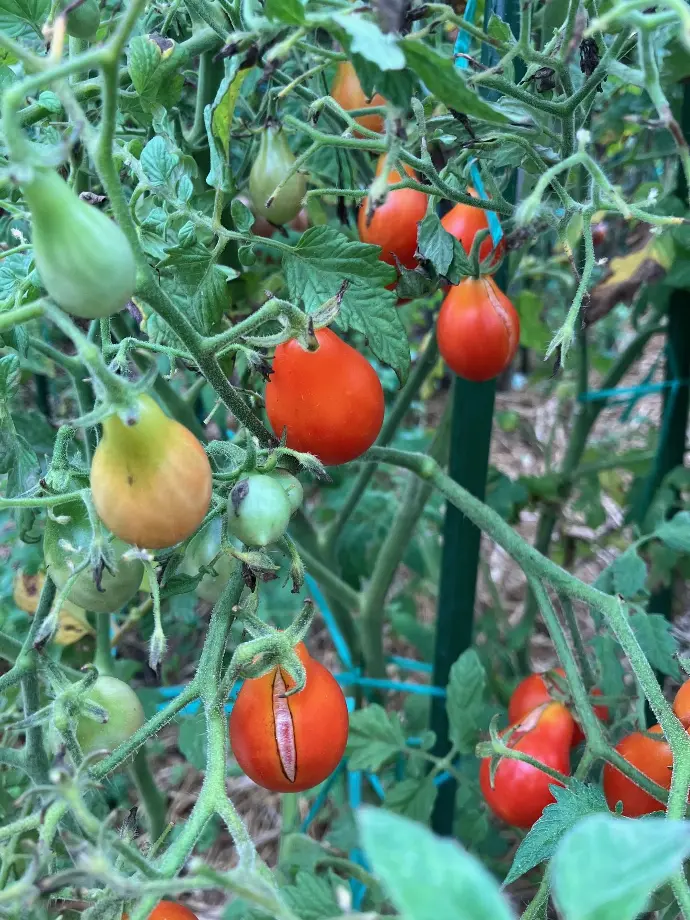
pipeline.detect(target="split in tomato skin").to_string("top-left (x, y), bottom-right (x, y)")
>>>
top-left (436, 275), bottom-right (520, 383)
top-left (265, 327), bottom-right (385, 466)
top-left (90, 395), bottom-right (212, 550)
top-left (229, 642), bottom-right (349, 793)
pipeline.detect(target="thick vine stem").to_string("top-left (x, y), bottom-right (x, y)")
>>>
top-left (365, 447), bottom-right (690, 763)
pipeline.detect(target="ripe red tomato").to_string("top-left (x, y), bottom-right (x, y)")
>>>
top-left (509, 668), bottom-right (609, 748)
top-left (480, 702), bottom-right (573, 829)
top-left (441, 197), bottom-right (504, 265)
top-left (603, 726), bottom-right (672, 817)
top-left (330, 61), bottom-right (386, 134)
top-left (436, 276), bottom-right (520, 382)
top-left (229, 642), bottom-right (349, 792)
top-left (123, 902), bottom-right (198, 920)
top-left (265, 327), bottom-right (384, 466)
top-left (673, 678), bottom-right (690, 728)
top-left (90, 396), bottom-right (212, 549)
top-left (358, 158), bottom-right (427, 270)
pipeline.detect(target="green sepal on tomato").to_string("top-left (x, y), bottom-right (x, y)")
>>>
top-left (480, 702), bottom-right (574, 829)
top-left (90, 395), bottom-right (212, 550)
top-left (229, 642), bottom-right (349, 792)
top-left (265, 328), bottom-right (384, 466)
top-left (249, 125), bottom-right (306, 227)
top-left (76, 675), bottom-right (145, 759)
top-left (44, 500), bottom-right (143, 614)
top-left (24, 168), bottom-right (136, 319)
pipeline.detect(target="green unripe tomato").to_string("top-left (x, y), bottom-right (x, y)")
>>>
top-left (270, 469), bottom-right (304, 514)
top-left (179, 518), bottom-right (239, 605)
top-left (76, 676), bottom-right (145, 758)
top-left (44, 501), bottom-right (143, 614)
top-left (249, 126), bottom-right (306, 226)
top-left (63, 0), bottom-right (100, 39)
top-left (227, 473), bottom-right (292, 547)
top-left (24, 168), bottom-right (136, 319)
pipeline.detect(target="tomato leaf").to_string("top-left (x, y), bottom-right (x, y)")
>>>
top-left (283, 226), bottom-right (410, 383)
top-left (402, 42), bottom-right (509, 125)
top-left (384, 777), bottom-right (438, 825)
top-left (655, 511), bottom-right (690, 552)
top-left (504, 780), bottom-right (609, 886)
top-left (282, 870), bottom-right (341, 919)
top-left (446, 649), bottom-right (486, 754)
top-left (346, 703), bottom-right (406, 770)
top-left (264, 0), bottom-right (304, 24)
top-left (417, 214), bottom-right (454, 276)
top-left (630, 610), bottom-right (680, 679)
top-left (552, 814), bottom-right (690, 920)
top-left (177, 711), bottom-right (207, 771)
top-left (595, 549), bottom-right (648, 600)
top-left (331, 14), bottom-right (406, 70)
top-left (0, 0), bottom-right (50, 39)
top-left (140, 135), bottom-right (180, 190)
top-left (358, 808), bottom-right (515, 920)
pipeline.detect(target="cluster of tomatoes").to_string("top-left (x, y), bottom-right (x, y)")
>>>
top-left (329, 62), bottom-right (520, 385)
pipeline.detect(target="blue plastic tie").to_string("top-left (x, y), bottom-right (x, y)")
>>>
top-left (453, 0), bottom-right (503, 249)
top-left (305, 573), bottom-right (354, 670)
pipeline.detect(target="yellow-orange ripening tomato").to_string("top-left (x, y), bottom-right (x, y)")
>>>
top-left (265, 327), bottom-right (385, 466)
top-left (437, 276), bottom-right (520, 382)
top-left (90, 396), bottom-right (212, 549)
top-left (230, 642), bottom-right (349, 792)
top-left (330, 61), bottom-right (386, 134)
top-left (358, 158), bottom-right (428, 270)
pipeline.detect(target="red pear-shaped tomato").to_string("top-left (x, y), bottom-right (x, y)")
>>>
top-left (90, 396), bottom-right (212, 549)
top-left (331, 61), bottom-right (386, 134)
top-left (437, 275), bottom-right (520, 382)
top-left (603, 726), bottom-right (672, 817)
top-left (358, 158), bottom-right (427, 270)
top-left (480, 702), bottom-right (573, 829)
top-left (441, 196), bottom-right (504, 265)
top-left (265, 328), bottom-right (384, 466)
top-left (229, 642), bottom-right (349, 792)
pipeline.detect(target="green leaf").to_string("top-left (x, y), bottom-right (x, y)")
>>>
top-left (0, 353), bottom-right (20, 405)
top-left (487, 12), bottom-right (515, 44)
top-left (609, 550), bottom-right (647, 599)
top-left (402, 42), bottom-right (508, 124)
top-left (417, 214), bottom-right (454, 276)
top-left (390, 607), bottom-right (435, 661)
top-left (346, 703), bottom-right (405, 770)
top-left (190, 264), bottom-right (236, 335)
top-left (505, 781), bottom-right (609, 885)
top-left (332, 14), bottom-right (405, 70)
top-left (127, 34), bottom-right (184, 110)
top-left (177, 711), bottom-right (207, 771)
top-left (384, 776), bottom-right (437, 824)
top-left (6, 434), bottom-right (39, 499)
top-left (0, 0), bottom-right (49, 38)
top-left (140, 135), bottom-right (179, 189)
top-left (515, 290), bottom-right (551, 352)
top-left (204, 60), bottom-right (247, 193)
top-left (358, 807), bottom-right (515, 920)
top-left (655, 511), bottom-right (690, 552)
top-left (265, 0), bottom-right (304, 23)
top-left (590, 635), bottom-right (625, 699)
top-left (446, 649), bottom-right (486, 754)
top-left (282, 871), bottom-right (340, 920)
top-left (552, 815), bottom-right (690, 920)
top-left (283, 226), bottom-right (410, 383)
top-left (630, 611), bottom-right (680, 679)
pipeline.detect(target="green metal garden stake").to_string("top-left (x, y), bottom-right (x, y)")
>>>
top-left (429, 0), bottom-right (520, 837)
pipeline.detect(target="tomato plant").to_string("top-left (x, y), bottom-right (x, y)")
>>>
top-left (62, 0), bottom-right (100, 39)
top-left (436, 276), bottom-right (520, 382)
top-left (90, 396), bottom-right (212, 549)
top-left (602, 726), bottom-right (673, 817)
top-left (357, 158), bottom-right (427, 271)
top-left (441, 198), bottom-right (504, 265)
top-left (265, 327), bottom-right (385, 465)
top-left (480, 703), bottom-right (573, 829)
top-left (227, 472), bottom-right (293, 547)
top-left (179, 518), bottom-right (239, 605)
top-left (76, 676), bottom-right (145, 758)
top-left (24, 168), bottom-right (136, 319)
top-left (249, 125), bottom-right (306, 227)
top-left (509, 668), bottom-right (609, 748)
top-left (43, 500), bottom-right (143, 613)
top-left (330, 61), bottom-right (385, 133)
top-left (229, 642), bottom-right (349, 792)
